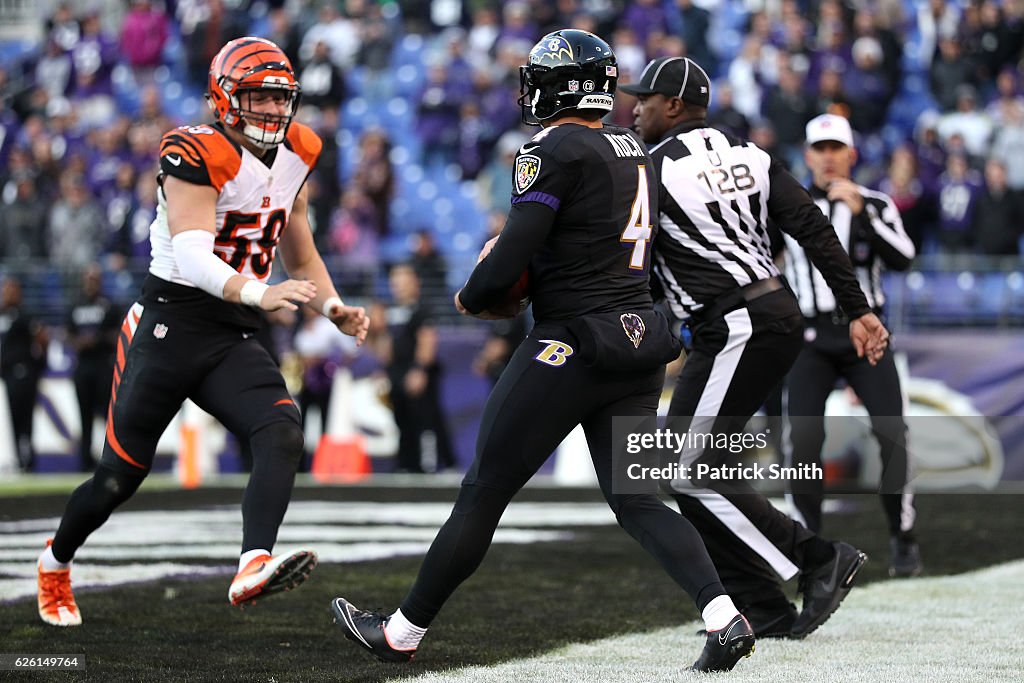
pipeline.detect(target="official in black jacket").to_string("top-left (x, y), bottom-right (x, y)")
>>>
top-left (781, 114), bottom-right (922, 578)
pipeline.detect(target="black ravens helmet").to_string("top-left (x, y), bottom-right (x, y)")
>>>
top-left (519, 29), bottom-right (618, 124)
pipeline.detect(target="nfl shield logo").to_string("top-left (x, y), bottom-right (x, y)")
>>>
top-left (153, 323), bottom-right (168, 339)
top-left (514, 154), bottom-right (542, 194)
top-left (568, 80), bottom-right (580, 92)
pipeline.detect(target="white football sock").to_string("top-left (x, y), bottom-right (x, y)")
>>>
top-left (702, 594), bottom-right (740, 632)
top-left (238, 549), bottom-right (270, 572)
top-left (385, 608), bottom-right (427, 650)
top-left (39, 545), bottom-right (71, 571)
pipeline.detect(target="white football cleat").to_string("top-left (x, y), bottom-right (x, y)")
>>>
top-left (228, 549), bottom-right (318, 606)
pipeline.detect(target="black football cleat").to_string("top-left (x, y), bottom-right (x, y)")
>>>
top-left (695, 599), bottom-right (797, 640)
top-left (691, 613), bottom-right (755, 673)
top-left (791, 541), bottom-right (868, 639)
top-left (744, 600), bottom-right (798, 639)
top-left (331, 598), bottom-right (416, 662)
top-left (889, 536), bottom-right (923, 578)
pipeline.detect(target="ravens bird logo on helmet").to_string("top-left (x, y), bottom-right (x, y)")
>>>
top-left (518, 29), bottom-right (618, 124)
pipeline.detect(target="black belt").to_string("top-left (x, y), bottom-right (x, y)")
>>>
top-left (808, 307), bottom-right (882, 327)
top-left (693, 277), bottom-right (785, 322)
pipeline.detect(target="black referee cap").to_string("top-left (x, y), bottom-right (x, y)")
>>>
top-left (619, 57), bottom-right (712, 107)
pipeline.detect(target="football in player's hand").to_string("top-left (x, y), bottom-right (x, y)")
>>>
top-left (485, 271), bottom-right (531, 318)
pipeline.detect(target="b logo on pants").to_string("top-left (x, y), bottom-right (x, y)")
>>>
top-left (535, 339), bottom-right (574, 367)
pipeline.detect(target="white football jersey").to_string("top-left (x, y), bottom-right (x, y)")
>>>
top-left (148, 121), bottom-right (322, 285)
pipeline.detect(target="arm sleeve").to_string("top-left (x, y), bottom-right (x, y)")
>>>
top-left (766, 159), bottom-right (872, 318)
top-left (171, 229), bottom-right (241, 300)
top-left (459, 202), bottom-right (556, 314)
top-left (864, 194), bottom-right (915, 271)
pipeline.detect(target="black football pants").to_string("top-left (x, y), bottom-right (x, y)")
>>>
top-left (400, 321), bottom-right (727, 627)
top-left (784, 317), bottom-right (915, 538)
top-left (669, 290), bottom-right (828, 609)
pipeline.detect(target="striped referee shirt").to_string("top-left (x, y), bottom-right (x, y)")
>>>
top-left (649, 119), bottom-right (870, 320)
top-left (783, 184), bottom-right (915, 317)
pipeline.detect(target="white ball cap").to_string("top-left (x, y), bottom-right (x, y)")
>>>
top-left (805, 113), bottom-right (854, 147)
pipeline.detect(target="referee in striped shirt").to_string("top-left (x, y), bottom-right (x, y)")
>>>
top-left (624, 57), bottom-right (889, 637)
top-left (782, 114), bottom-right (922, 578)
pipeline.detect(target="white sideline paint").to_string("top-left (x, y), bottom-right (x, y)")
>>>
top-left (387, 560), bottom-right (1024, 683)
top-left (0, 501), bottom-right (610, 602)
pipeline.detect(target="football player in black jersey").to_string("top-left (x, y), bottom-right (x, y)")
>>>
top-left (331, 30), bottom-right (754, 673)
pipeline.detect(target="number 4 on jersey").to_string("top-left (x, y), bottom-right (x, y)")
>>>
top-left (621, 165), bottom-right (652, 270)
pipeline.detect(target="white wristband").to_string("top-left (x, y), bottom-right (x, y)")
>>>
top-left (239, 280), bottom-right (269, 307)
top-left (322, 296), bottom-right (344, 317)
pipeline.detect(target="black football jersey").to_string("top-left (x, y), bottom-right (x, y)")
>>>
top-left (512, 123), bottom-right (657, 321)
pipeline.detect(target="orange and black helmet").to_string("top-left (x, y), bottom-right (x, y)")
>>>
top-left (207, 37), bottom-right (300, 148)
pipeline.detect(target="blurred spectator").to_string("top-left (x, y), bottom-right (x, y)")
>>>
top-left (300, 41), bottom-right (348, 110)
top-left (851, 8), bottom-right (902, 95)
top-left (971, 160), bottom-right (1023, 257)
top-left (35, 39), bottom-right (73, 100)
top-left (1, 175), bottom-right (49, 261)
top-left (708, 82), bottom-right (750, 139)
top-left (301, 3), bottom-right (360, 70)
top-left (610, 27), bottom-right (646, 84)
top-left (929, 38), bottom-right (975, 111)
top-left (728, 36), bottom-right (766, 120)
top-left (353, 128), bottom-right (394, 235)
top-left (913, 110), bottom-right (947, 193)
top-left (264, 7), bottom-right (302, 70)
top-left (497, 2), bottom-right (538, 44)
top-left (991, 101), bottom-right (1024, 191)
top-left (673, 0), bottom-right (712, 70)
top-left (986, 69), bottom-right (1024, 127)
top-left (71, 11), bottom-right (118, 127)
top-left (101, 162), bottom-right (138, 259)
top-left (116, 170), bottom-right (158, 262)
top-left (0, 277), bottom-right (48, 471)
top-left (845, 37), bottom-right (892, 132)
top-left (749, 119), bottom-right (782, 164)
top-left (936, 86), bottom-right (993, 158)
top-left (410, 228), bottom-right (448, 298)
top-left (180, 0), bottom-right (249, 85)
top-left (121, 0), bottom-right (170, 81)
top-left (936, 153), bottom-right (983, 253)
top-left (622, 0), bottom-right (668, 47)
top-left (306, 106), bottom-right (341, 250)
top-left (46, 2), bottom-right (81, 51)
top-left (467, 7), bottom-right (501, 65)
top-left (293, 305), bottom-right (357, 467)
top-left (386, 263), bottom-right (455, 473)
top-left (355, 3), bottom-right (396, 101)
top-left (477, 129), bottom-right (527, 213)
top-left (878, 146), bottom-right (936, 251)
top-left (330, 188), bottom-right (379, 295)
top-left (49, 173), bottom-right (108, 275)
top-left (762, 64), bottom-right (815, 170)
top-left (917, 0), bottom-right (961, 69)
top-left (415, 63), bottom-right (461, 167)
top-left (456, 100), bottom-right (493, 179)
top-left (968, 1), bottom-right (1014, 85)
top-left (66, 264), bottom-right (120, 472)
top-left (814, 66), bottom-right (851, 120)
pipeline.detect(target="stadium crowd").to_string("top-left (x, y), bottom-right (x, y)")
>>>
top-left (1, 1), bottom-right (1022, 297)
top-left (0, 0), bottom-right (1022, 473)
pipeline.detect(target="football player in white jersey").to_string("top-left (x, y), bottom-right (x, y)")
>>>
top-left (36, 37), bottom-right (368, 627)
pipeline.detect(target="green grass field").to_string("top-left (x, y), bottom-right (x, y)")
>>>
top-left (1, 482), bottom-right (1022, 682)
